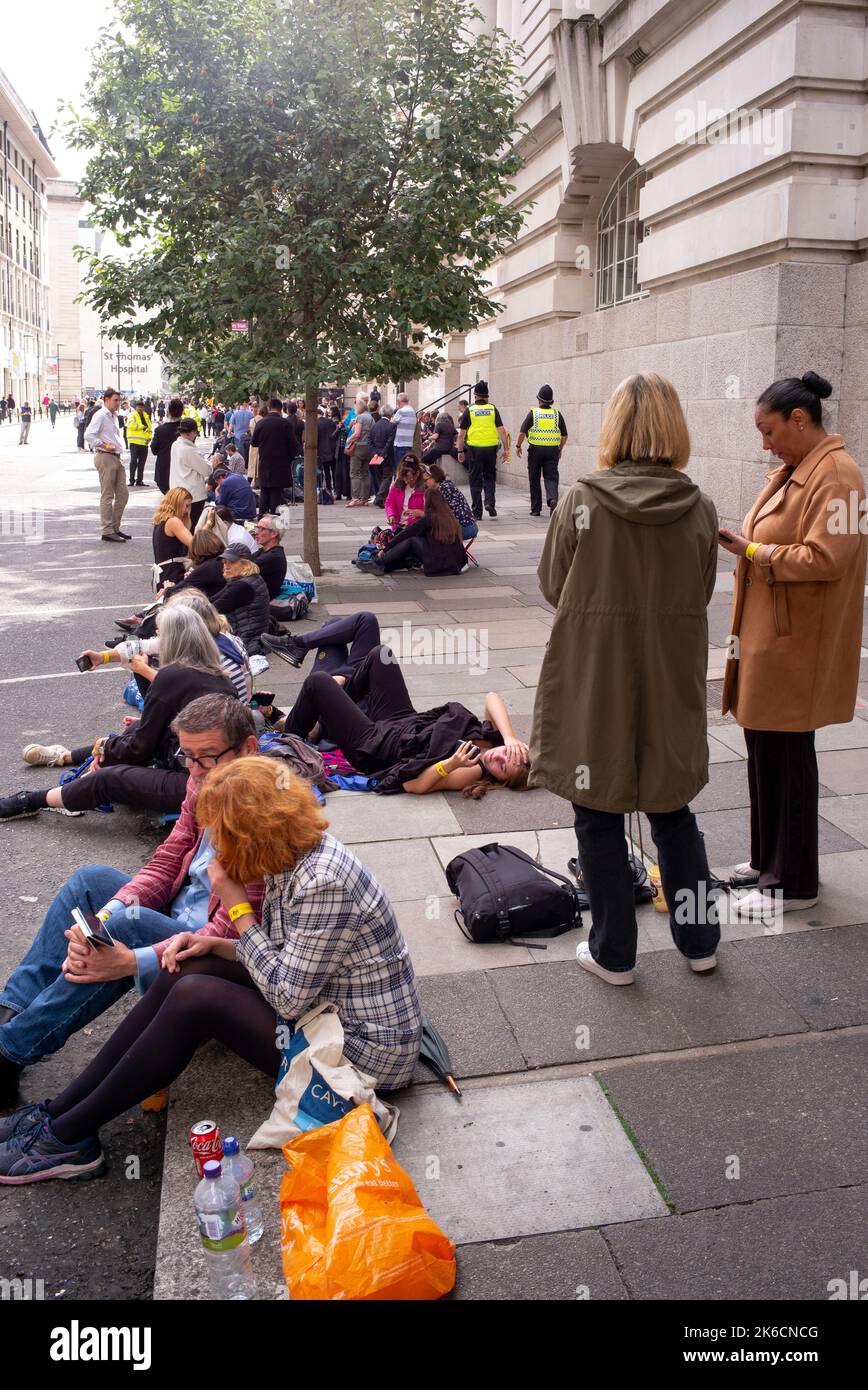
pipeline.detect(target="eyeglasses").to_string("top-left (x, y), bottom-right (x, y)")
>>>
top-left (174, 742), bottom-right (240, 770)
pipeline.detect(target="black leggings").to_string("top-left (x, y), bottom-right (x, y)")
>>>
top-left (49, 957), bottom-right (279, 1145)
top-left (286, 644), bottom-right (414, 766)
top-left (381, 535), bottom-right (423, 573)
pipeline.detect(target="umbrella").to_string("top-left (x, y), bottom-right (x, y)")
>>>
top-left (419, 1016), bottom-right (462, 1099)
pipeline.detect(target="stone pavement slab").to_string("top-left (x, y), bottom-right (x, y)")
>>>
top-left (415, 971), bottom-right (525, 1077)
top-left (735, 926), bottom-right (868, 1029)
top-left (391, 1077), bottom-right (669, 1243)
top-left (486, 945), bottom-right (809, 1068)
top-left (711, 719), bottom-right (868, 755)
top-left (448, 785), bottom-right (575, 834)
top-left (688, 805), bottom-right (862, 865)
top-left (602, 1185), bottom-right (868, 1301)
top-left (450, 1229), bottom-right (628, 1300)
top-left (349, 836), bottom-right (447, 901)
top-left (707, 732), bottom-right (745, 763)
top-left (322, 789), bottom-right (463, 843)
top-left (394, 896), bottom-right (534, 974)
top-left (430, 829), bottom-right (540, 869)
top-left (815, 793), bottom-right (868, 846)
top-left (816, 748), bottom-right (868, 794)
top-left (598, 1033), bottom-right (868, 1211)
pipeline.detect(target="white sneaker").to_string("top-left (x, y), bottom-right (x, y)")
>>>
top-left (576, 941), bottom-right (634, 985)
top-left (732, 889), bottom-right (818, 922)
top-left (688, 954), bottom-right (717, 973)
top-left (22, 744), bottom-right (70, 767)
top-left (732, 861), bottom-right (759, 880)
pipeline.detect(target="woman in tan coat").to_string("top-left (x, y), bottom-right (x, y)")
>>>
top-left (719, 371), bottom-right (867, 921)
top-left (530, 373), bottom-right (720, 986)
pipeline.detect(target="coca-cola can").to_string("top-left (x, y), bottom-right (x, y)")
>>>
top-left (190, 1120), bottom-right (222, 1177)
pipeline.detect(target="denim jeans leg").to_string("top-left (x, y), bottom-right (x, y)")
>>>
top-left (0, 898), bottom-right (183, 1067)
top-left (0, 865), bottom-right (129, 1015)
top-left (647, 807), bottom-right (721, 960)
top-left (573, 804), bottom-right (637, 971)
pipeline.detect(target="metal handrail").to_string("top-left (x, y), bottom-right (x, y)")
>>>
top-left (418, 383), bottom-right (475, 416)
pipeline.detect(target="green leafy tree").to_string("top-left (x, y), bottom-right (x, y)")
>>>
top-left (67, 0), bottom-right (525, 571)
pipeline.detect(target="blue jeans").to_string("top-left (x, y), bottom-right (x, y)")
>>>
top-left (0, 865), bottom-right (180, 1066)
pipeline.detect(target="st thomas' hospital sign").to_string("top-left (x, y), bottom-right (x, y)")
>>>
top-left (102, 349), bottom-right (153, 376)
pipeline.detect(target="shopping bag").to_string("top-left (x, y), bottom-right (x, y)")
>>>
top-left (247, 1003), bottom-right (398, 1150)
top-left (285, 560), bottom-right (317, 602)
top-left (280, 1104), bottom-right (456, 1300)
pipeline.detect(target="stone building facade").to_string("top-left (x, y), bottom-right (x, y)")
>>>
top-left (414, 0), bottom-right (868, 521)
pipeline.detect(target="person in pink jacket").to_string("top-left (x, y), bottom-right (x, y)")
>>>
top-left (0, 696), bottom-right (262, 1108)
top-left (384, 455), bottom-right (426, 530)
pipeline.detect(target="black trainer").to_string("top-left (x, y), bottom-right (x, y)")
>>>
top-left (116, 530), bottom-right (132, 540)
top-left (261, 634), bottom-right (307, 669)
top-left (101, 533), bottom-right (124, 543)
top-left (487, 506), bottom-right (497, 517)
top-left (0, 791), bottom-right (45, 820)
top-left (0, 1056), bottom-right (23, 1110)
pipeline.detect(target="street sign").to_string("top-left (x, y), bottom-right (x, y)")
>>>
top-left (231, 320), bottom-right (249, 332)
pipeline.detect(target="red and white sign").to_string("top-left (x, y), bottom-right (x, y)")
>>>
top-left (231, 320), bottom-right (249, 332)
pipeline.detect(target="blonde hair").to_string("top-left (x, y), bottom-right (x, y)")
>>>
top-left (152, 487), bottom-right (192, 525)
top-left (196, 757), bottom-right (328, 881)
top-left (166, 587), bottom-right (231, 635)
top-left (598, 373), bottom-right (690, 471)
top-left (224, 556), bottom-right (260, 578)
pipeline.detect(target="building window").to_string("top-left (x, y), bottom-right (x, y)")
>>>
top-left (595, 162), bottom-right (646, 311)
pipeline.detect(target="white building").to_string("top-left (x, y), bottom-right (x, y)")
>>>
top-left (0, 66), bottom-right (59, 407)
top-left (417, 0), bottom-right (868, 520)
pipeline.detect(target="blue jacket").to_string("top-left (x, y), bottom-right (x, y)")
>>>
top-left (217, 472), bottom-right (257, 520)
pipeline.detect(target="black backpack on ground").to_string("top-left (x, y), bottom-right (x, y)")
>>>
top-left (445, 842), bottom-right (582, 948)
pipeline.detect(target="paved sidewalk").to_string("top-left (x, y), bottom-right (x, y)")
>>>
top-left (0, 424), bottom-right (865, 1300)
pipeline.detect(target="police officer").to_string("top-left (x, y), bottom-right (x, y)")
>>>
top-left (515, 384), bottom-right (567, 516)
top-left (126, 398), bottom-right (154, 486)
top-left (456, 380), bottom-right (507, 519)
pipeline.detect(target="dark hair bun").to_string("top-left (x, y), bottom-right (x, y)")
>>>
top-left (800, 372), bottom-right (832, 400)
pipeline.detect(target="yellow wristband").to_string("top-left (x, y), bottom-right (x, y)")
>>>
top-left (102, 651), bottom-right (111, 664)
top-left (745, 542), bottom-right (759, 562)
top-left (228, 901), bottom-right (254, 922)
top-left (435, 761), bottom-right (448, 778)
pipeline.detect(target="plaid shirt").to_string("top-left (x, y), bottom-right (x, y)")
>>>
top-left (235, 834), bottom-right (422, 1090)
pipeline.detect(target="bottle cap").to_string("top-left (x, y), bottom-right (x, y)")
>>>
top-left (222, 1136), bottom-right (239, 1155)
top-left (203, 1159), bottom-right (221, 1178)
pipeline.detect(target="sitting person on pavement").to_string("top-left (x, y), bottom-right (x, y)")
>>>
top-left (214, 468), bottom-right (257, 521)
top-left (2, 607), bottom-right (236, 822)
top-left (423, 461), bottom-right (478, 540)
top-left (384, 455), bottom-right (426, 530)
top-left (151, 487), bottom-right (194, 591)
top-left (0, 757), bottom-right (421, 1183)
top-left (250, 513), bottom-right (288, 600)
top-left (360, 486), bottom-right (467, 576)
top-left (0, 697), bottom-right (260, 1108)
top-left (210, 544), bottom-right (271, 654)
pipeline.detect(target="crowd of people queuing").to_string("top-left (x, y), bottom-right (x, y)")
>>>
top-left (0, 364), bottom-right (862, 1199)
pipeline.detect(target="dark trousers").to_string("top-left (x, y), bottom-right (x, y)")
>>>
top-left (744, 729), bottom-right (819, 897)
top-left (128, 443), bottom-right (149, 485)
top-left (573, 804), bottom-right (721, 972)
top-left (286, 644), bottom-right (412, 762)
top-left (259, 485), bottom-right (286, 516)
top-left (334, 452), bottom-right (350, 499)
top-left (319, 458), bottom-right (335, 493)
top-left (381, 535), bottom-right (423, 573)
top-left (60, 763), bottom-right (189, 814)
top-left (527, 446), bottom-right (560, 512)
top-left (76, 424), bottom-right (86, 449)
top-left (296, 611), bottom-right (381, 678)
top-left (189, 499), bottom-right (206, 529)
top-left (466, 445), bottom-right (498, 515)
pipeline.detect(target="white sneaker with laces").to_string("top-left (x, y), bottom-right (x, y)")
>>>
top-left (576, 941), bottom-right (634, 985)
top-left (22, 744), bottom-right (70, 767)
top-left (732, 889), bottom-right (818, 923)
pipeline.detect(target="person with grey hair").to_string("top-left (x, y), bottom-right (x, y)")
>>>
top-left (250, 514), bottom-right (288, 598)
top-left (2, 607), bottom-right (236, 822)
top-left (0, 695), bottom-right (260, 1108)
top-left (345, 392), bottom-right (374, 505)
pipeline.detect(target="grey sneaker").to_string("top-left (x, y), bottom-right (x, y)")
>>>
top-left (22, 744), bottom-right (70, 767)
top-left (0, 1100), bottom-right (49, 1144)
top-left (0, 1114), bottom-right (105, 1184)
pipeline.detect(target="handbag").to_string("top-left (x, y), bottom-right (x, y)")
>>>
top-left (445, 842), bottom-right (582, 947)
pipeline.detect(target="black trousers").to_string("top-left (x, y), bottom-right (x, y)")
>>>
top-left (573, 804), bottom-right (721, 972)
top-left (128, 444), bottom-right (149, 485)
top-left (286, 644), bottom-right (413, 766)
top-left (259, 485), bottom-right (286, 515)
top-left (296, 611), bottom-right (381, 678)
top-left (744, 729), bottom-right (819, 897)
top-left (334, 452), bottom-right (350, 499)
top-left (381, 535), bottom-right (423, 572)
top-left (59, 762), bottom-right (189, 814)
top-left (466, 445), bottom-right (498, 514)
top-left (527, 446), bottom-right (560, 512)
top-left (189, 499), bottom-right (206, 529)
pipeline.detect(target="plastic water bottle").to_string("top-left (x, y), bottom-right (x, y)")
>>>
top-left (222, 1136), bottom-right (264, 1244)
top-left (194, 1159), bottom-right (257, 1299)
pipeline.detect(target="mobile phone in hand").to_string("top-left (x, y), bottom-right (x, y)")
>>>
top-left (70, 907), bottom-right (116, 949)
top-left (75, 654), bottom-right (94, 672)
top-left (250, 690), bottom-right (276, 709)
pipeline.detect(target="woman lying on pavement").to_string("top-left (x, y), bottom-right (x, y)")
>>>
top-left (0, 758), bottom-right (422, 1183)
top-left (283, 643), bottom-right (530, 796)
top-left (0, 607), bottom-right (235, 822)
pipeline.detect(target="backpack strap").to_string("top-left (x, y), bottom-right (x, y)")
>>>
top-left (491, 845), bottom-right (583, 931)
top-left (465, 847), bottom-right (512, 941)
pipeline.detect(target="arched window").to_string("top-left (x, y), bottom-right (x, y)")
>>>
top-left (595, 162), bottom-right (646, 310)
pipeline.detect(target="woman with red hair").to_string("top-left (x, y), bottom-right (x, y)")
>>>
top-left (0, 759), bottom-right (421, 1184)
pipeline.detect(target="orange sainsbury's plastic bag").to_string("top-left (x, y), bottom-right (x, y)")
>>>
top-left (280, 1104), bottom-right (456, 1300)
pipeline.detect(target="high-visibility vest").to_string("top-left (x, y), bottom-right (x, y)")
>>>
top-left (466, 403), bottom-right (499, 447)
top-left (126, 409), bottom-right (153, 445)
top-left (527, 406), bottom-right (561, 447)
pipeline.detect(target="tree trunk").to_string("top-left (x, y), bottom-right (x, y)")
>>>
top-left (303, 381), bottom-right (322, 575)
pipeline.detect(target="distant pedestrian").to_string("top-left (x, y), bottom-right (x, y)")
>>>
top-left (74, 403), bottom-right (87, 452)
top-left (515, 384), bottom-right (567, 516)
top-left (127, 398), bottom-right (154, 486)
top-left (150, 397), bottom-right (184, 494)
top-left (18, 403), bottom-right (33, 444)
top-left (48, 399), bottom-right (59, 429)
top-left (84, 388), bottom-right (130, 542)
